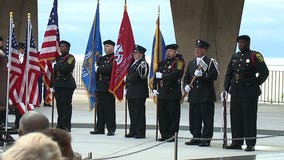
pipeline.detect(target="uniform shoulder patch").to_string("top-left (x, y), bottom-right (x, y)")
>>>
top-left (255, 52), bottom-right (264, 62)
top-left (67, 55), bottom-right (75, 64)
top-left (176, 60), bottom-right (184, 70)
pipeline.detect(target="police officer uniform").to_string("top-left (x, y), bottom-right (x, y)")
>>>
top-left (93, 40), bottom-right (116, 136)
top-left (184, 40), bottom-right (219, 146)
top-left (224, 35), bottom-right (269, 151)
top-left (54, 40), bottom-right (76, 132)
top-left (153, 44), bottom-right (185, 141)
top-left (125, 45), bottom-right (149, 139)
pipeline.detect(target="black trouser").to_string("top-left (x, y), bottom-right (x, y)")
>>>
top-left (14, 107), bottom-right (22, 127)
top-left (158, 98), bottom-right (180, 139)
top-left (189, 102), bottom-right (215, 143)
top-left (230, 96), bottom-right (258, 146)
top-left (128, 98), bottom-right (146, 137)
top-left (55, 87), bottom-right (75, 130)
top-left (96, 92), bottom-right (116, 133)
top-left (0, 110), bottom-right (6, 125)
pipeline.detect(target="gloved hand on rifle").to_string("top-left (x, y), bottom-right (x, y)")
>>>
top-left (155, 72), bottom-right (162, 79)
top-left (184, 84), bottom-right (191, 93)
top-left (221, 90), bottom-right (228, 101)
top-left (194, 69), bottom-right (203, 77)
top-left (153, 89), bottom-right (159, 96)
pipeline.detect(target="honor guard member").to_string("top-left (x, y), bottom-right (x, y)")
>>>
top-left (224, 35), bottom-right (269, 151)
top-left (153, 44), bottom-right (185, 142)
top-left (183, 40), bottom-right (219, 147)
top-left (125, 45), bottom-right (149, 139)
top-left (53, 40), bottom-right (76, 132)
top-left (12, 42), bottom-right (26, 130)
top-left (92, 40), bottom-right (116, 136)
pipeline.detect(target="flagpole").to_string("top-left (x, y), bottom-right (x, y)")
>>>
top-left (124, 0), bottom-right (128, 137)
top-left (4, 12), bottom-right (14, 151)
top-left (155, 5), bottom-right (160, 141)
top-left (51, 75), bottom-right (55, 128)
top-left (91, 0), bottom-right (99, 134)
top-left (124, 0), bottom-right (127, 10)
top-left (124, 0), bottom-right (128, 133)
top-left (25, 13), bottom-right (32, 111)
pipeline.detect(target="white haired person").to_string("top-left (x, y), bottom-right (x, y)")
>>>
top-left (3, 132), bottom-right (63, 160)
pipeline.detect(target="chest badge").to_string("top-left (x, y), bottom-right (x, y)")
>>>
top-left (246, 59), bottom-right (250, 63)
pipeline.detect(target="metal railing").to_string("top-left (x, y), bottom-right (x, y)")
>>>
top-left (259, 70), bottom-right (284, 103)
top-left (73, 62), bottom-right (284, 104)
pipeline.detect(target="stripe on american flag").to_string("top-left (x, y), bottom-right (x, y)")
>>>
top-left (39, 0), bottom-right (60, 104)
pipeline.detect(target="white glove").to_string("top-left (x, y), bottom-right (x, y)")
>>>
top-left (155, 72), bottom-right (162, 79)
top-left (52, 61), bottom-right (56, 69)
top-left (50, 87), bottom-right (55, 93)
top-left (0, 50), bottom-right (5, 56)
top-left (153, 89), bottom-right (159, 96)
top-left (94, 63), bottom-right (98, 72)
top-left (194, 69), bottom-right (203, 77)
top-left (221, 91), bottom-right (228, 101)
top-left (19, 53), bottom-right (24, 64)
top-left (124, 88), bottom-right (127, 95)
top-left (184, 85), bottom-right (191, 93)
top-left (124, 76), bottom-right (127, 82)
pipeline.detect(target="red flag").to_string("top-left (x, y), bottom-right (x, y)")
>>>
top-left (39, 0), bottom-right (60, 104)
top-left (109, 9), bottom-right (135, 100)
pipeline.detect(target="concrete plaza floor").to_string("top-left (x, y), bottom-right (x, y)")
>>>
top-left (1, 90), bottom-right (284, 160)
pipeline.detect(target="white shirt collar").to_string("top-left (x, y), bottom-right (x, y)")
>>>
top-left (196, 56), bottom-right (205, 64)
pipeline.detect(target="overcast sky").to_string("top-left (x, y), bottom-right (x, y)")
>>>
top-left (38, 0), bottom-right (284, 58)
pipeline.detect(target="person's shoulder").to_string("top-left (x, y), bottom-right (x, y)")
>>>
top-left (139, 60), bottom-right (148, 68)
top-left (67, 54), bottom-right (75, 64)
top-left (203, 56), bottom-right (211, 61)
top-left (140, 58), bottom-right (148, 64)
top-left (66, 54), bottom-right (75, 59)
top-left (175, 53), bottom-right (184, 61)
top-left (251, 50), bottom-right (265, 63)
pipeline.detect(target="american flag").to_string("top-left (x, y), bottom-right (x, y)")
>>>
top-left (16, 24), bottom-right (41, 114)
top-left (6, 25), bottom-right (21, 105)
top-left (39, 0), bottom-right (60, 104)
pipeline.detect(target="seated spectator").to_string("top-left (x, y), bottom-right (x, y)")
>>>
top-left (42, 128), bottom-right (82, 160)
top-left (2, 132), bottom-right (63, 160)
top-left (18, 111), bottom-right (49, 136)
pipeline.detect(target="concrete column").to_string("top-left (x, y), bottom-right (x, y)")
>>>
top-left (170, 0), bottom-right (244, 98)
top-left (0, 0), bottom-right (38, 47)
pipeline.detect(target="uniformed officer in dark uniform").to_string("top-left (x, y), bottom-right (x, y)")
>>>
top-left (224, 35), bottom-right (269, 151)
top-left (183, 40), bottom-right (219, 147)
top-left (92, 40), bottom-right (116, 136)
top-left (153, 44), bottom-right (185, 142)
top-left (53, 40), bottom-right (76, 132)
top-left (125, 45), bottom-right (149, 139)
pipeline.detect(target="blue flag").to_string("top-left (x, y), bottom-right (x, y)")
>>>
top-left (81, 2), bottom-right (102, 110)
top-left (149, 16), bottom-right (166, 80)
